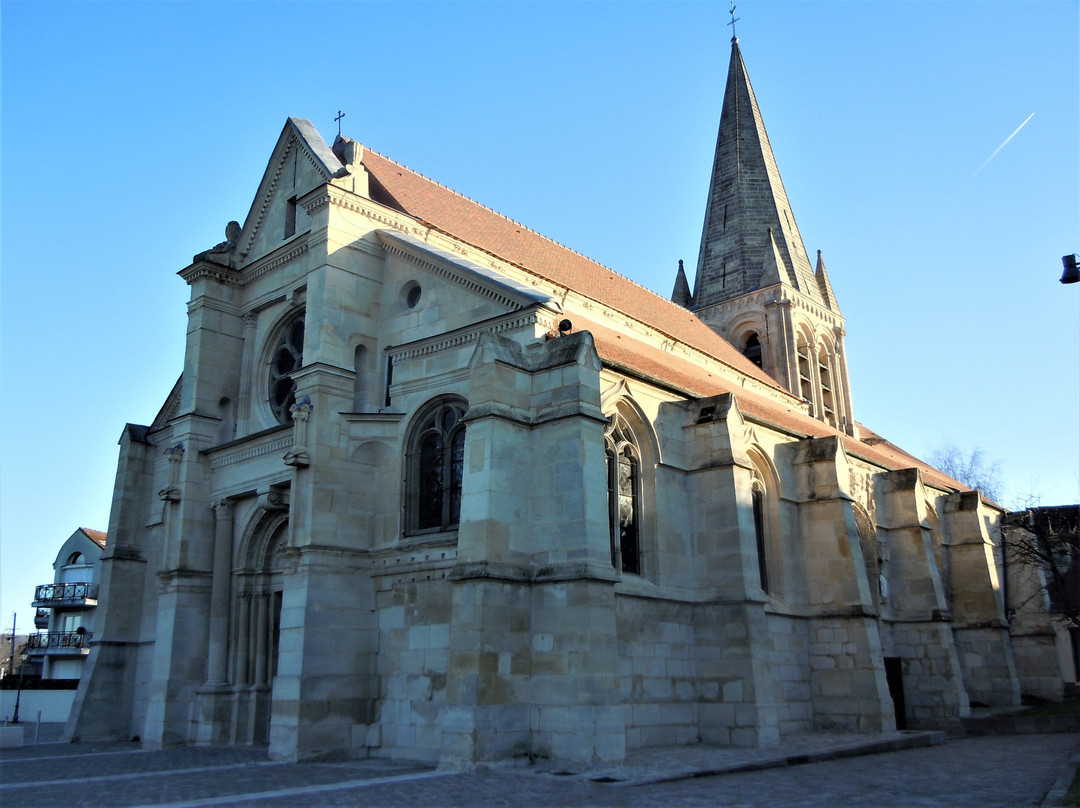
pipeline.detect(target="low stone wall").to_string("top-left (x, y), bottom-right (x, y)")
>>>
top-left (0, 688), bottom-right (75, 723)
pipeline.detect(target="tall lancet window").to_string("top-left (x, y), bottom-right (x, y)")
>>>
top-left (748, 448), bottom-right (781, 597)
top-left (406, 398), bottom-right (467, 534)
top-left (606, 414), bottom-right (640, 575)
top-left (752, 484), bottom-right (769, 593)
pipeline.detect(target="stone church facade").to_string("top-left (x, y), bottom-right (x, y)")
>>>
top-left (69, 39), bottom-right (1054, 765)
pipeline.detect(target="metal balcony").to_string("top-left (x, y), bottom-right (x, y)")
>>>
top-left (32, 582), bottom-right (99, 608)
top-left (34, 608), bottom-right (50, 629)
top-left (24, 631), bottom-right (92, 656)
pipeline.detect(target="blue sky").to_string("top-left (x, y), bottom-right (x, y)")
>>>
top-left (2, 0), bottom-right (1077, 628)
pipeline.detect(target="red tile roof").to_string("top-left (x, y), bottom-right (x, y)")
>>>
top-left (351, 141), bottom-right (970, 495)
top-left (358, 145), bottom-right (791, 398)
top-left (80, 528), bottom-right (107, 548)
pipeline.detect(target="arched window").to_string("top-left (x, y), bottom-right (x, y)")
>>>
top-left (748, 449), bottom-right (781, 597)
top-left (66, 552), bottom-right (84, 566)
top-left (752, 483), bottom-right (769, 592)
top-left (743, 333), bottom-right (763, 369)
top-left (406, 398), bottom-right (467, 535)
top-left (268, 314), bottom-right (305, 424)
top-left (606, 414), bottom-right (640, 575)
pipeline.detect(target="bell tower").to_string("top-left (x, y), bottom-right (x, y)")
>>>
top-left (678, 34), bottom-right (854, 435)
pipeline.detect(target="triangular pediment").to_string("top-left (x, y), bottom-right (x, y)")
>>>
top-left (236, 118), bottom-right (344, 262)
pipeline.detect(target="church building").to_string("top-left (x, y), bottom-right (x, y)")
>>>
top-left (69, 37), bottom-right (1056, 765)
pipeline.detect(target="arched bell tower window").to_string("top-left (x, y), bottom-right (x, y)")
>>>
top-left (605, 414), bottom-right (641, 575)
top-left (796, 334), bottom-right (814, 411)
top-left (406, 397), bottom-right (467, 535)
top-left (743, 333), bottom-right (763, 369)
top-left (268, 314), bottom-right (305, 424)
top-left (817, 343), bottom-right (837, 428)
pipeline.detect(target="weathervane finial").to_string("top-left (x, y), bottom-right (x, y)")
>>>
top-left (727, 2), bottom-right (740, 41)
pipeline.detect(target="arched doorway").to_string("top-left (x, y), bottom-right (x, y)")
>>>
top-left (232, 514), bottom-right (287, 744)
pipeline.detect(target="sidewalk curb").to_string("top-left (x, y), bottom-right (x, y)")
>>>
top-left (578, 731), bottom-right (949, 787)
top-left (1041, 752), bottom-right (1079, 807)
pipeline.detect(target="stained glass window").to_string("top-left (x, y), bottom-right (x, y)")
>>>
top-left (408, 399), bottom-right (467, 534)
top-left (269, 315), bottom-right (304, 424)
top-left (606, 414), bottom-right (640, 575)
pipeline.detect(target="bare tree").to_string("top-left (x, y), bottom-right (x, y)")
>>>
top-left (1002, 506), bottom-right (1080, 629)
top-left (929, 443), bottom-right (1003, 503)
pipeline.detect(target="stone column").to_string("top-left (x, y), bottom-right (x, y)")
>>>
top-left (236, 594), bottom-right (251, 687)
top-left (236, 312), bottom-right (258, 435)
top-left (207, 500), bottom-right (234, 685)
top-left (254, 594), bottom-right (269, 687)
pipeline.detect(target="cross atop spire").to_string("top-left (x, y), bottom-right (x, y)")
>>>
top-left (335, 110), bottom-right (346, 136)
top-left (727, 2), bottom-right (740, 42)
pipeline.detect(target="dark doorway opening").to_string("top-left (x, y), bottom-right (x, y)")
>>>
top-left (884, 657), bottom-right (907, 730)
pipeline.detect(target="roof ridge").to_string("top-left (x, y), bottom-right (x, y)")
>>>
top-left (360, 144), bottom-right (678, 306)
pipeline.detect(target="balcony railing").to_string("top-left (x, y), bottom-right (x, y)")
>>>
top-left (24, 631), bottom-right (92, 655)
top-left (34, 608), bottom-right (50, 629)
top-left (32, 582), bottom-right (99, 607)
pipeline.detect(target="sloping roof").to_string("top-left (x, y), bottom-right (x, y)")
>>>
top-left (79, 528), bottom-right (107, 548)
top-left (338, 137), bottom-right (972, 494)
top-left (580, 316), bottom-right (970, 493)
top-left (356, 144), bottom-right (792, 399)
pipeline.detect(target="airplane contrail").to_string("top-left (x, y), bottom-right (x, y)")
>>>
top-left (967, 113), bottom-right (1035, 183)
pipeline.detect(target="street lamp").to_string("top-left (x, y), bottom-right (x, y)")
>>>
top-left (1062, 254), bottom-right (1079, 284)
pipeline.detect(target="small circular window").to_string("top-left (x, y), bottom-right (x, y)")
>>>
top-left (404, 281), bottom-right (422, 309)
top-left (269, 315), bottom-right (305, 424)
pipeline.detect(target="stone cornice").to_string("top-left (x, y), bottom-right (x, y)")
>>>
top-left (386, 309), bottom-right (547, 362)
top-left (239, 240), bottom-right (310, 286)
top-left (178, 259), bottom-right (242, 287)
top-left (205, 424), bottom-right (294, 469)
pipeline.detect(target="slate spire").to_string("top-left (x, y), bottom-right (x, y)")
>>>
top-left (692, 38), bottom-right (820, 311)
top-left (671, 259), bottom-right (693, 308)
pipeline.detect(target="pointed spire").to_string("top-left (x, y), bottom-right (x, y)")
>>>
top-left (692, 39), bottom-right (820, 311)
top-left (671, 259), bottom-right (693, 308)
top-left (814, 250), bottom-right (841, 313)
top-left (759, 228), bottom-right (797, 290)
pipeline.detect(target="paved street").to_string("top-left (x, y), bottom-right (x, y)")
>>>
top-left (1, 732), bottom-right (1077, 807)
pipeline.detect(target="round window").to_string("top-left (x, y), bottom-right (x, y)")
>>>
top-left (404, 282), bottom-right (422, 309)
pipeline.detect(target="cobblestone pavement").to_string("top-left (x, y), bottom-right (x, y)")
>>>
top-left (1, 732), bottom-right (1077, 808)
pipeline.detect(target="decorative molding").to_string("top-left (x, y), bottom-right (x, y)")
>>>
top-left (239, 241), bottom-right (309, 286)
top-left (210, 436), bottom-right (294, 469)
top-left (387, 311), bottom-right (543, 362)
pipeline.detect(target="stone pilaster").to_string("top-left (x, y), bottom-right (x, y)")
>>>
top-left (793, 436), bottom-right (894, 732)
top-left (195, 499), bottom-right (235, 744)
top-left (268, 376), bottom-right (380, 760)
top-left (943, 492), bottom-right (1021, 708)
